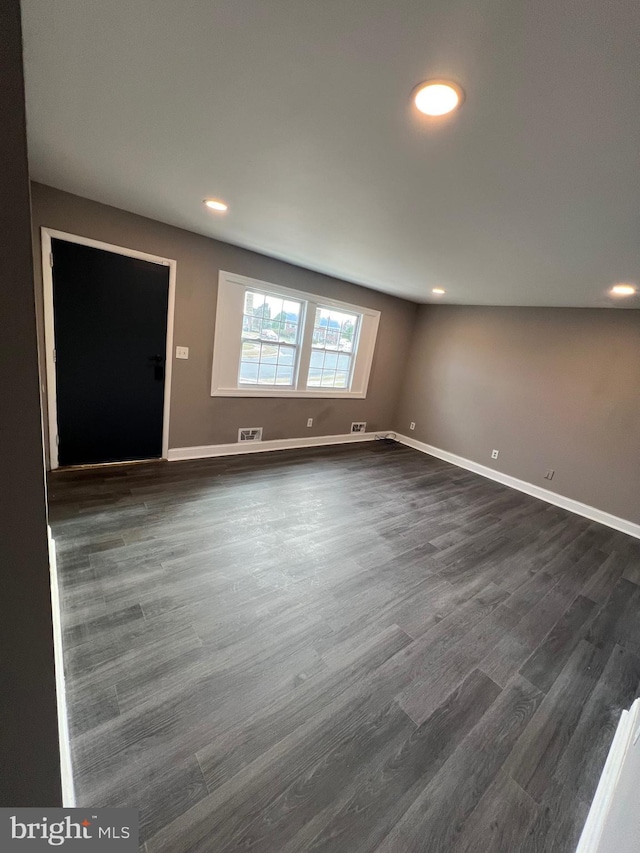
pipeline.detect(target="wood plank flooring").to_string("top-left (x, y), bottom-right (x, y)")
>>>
top-left (48, 441), bottom-right (640, 852)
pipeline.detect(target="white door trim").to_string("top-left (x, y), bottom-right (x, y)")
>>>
top-left (41, 227), bottom-right (177, 469)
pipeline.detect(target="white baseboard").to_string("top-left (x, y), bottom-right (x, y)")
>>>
top-left (167, 431), bottom-right (378, 461)
top-left (48, 527), bottom-right (76, 807)
top-left (576, 698), bottom-right (640, 853)
top-left (395, 434), bottom-right (640, 540)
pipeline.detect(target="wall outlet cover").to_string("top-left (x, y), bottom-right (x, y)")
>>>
top-left (176, 346), bottom-right (189, 359)
top-left (491, 449), bottom-right (499, 459)
top-left (307, 418), bottom-right (313, 427)
top-left (409, 422), bottom-right (416, 430)
top-left (351, 422), bottom-right (367, 433)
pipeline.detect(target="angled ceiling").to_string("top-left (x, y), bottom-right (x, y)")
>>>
top-left (21, 0), bottom-right (640, 306)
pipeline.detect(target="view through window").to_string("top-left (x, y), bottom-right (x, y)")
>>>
top-left (240, 291), bottom-right (302, 386)
top-left (308, 307), bottom-right (359, 388)
top-left (211, 272), bottom-right (380, 399)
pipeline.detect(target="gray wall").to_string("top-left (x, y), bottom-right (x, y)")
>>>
top-left (31, 183), bottom-right (417, 457)
top-left (396, 305), bottom-right (640, 525)
top-left (29, 186), bottom-right (640, 527)
top-left (0, 0), bottom-right (61, 806)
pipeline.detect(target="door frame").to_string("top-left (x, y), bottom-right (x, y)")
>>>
top-left (41, 227), bottom-right (177, 469)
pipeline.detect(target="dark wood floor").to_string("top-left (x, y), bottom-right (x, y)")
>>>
top-left (49, 441), bottom-right (640, 852)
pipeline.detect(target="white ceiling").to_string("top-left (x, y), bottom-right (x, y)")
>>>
top-left (21, 0), bottom-right (640, 306)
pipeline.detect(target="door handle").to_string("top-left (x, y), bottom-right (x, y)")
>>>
top-left (148, 354), bottom-right (165, 380)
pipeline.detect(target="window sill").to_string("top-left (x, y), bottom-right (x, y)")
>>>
top-left (211, 387), bottom-right (367, 399)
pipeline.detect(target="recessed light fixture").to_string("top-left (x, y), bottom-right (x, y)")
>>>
top-left (432, 287), bottom-right (446, 295)
top-left (204, 198), bottom-right (228, 212)
top-left (610, 283), bottom-right (637, 296)
top-left (413, 80), bottom-right (464, 116)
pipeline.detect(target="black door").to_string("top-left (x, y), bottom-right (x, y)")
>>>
top-left (52, 239), bottom-right (170, 466)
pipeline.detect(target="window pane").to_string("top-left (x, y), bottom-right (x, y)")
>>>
top-left (241, 341), bottom-right (260, 361)
top-left (280, 323), bottom-right (298, 344)
top-left (242, 314), bottom-right (260, 338)
top-left (307, 368), bottom-right (323, 387)
top-left (259, 327), bottom-right (279, 343)
top-left (312, 328), bottom-right (326, 348)
top-left (276, 345), bottom-right (296, 365)
top-left (310, 367), bottom-right (349, 389)
top-left (264, 295), bottom-right (284, 319)
top-left (275, 364), bottom-right (293, 385)
top-left (244, 291), bottom-right (261, 314)
top-left (276, 299), bottom-right (301, 345)
top-left (323, 351), bottom-right (338, 371)
top-left (259, 342), bottom-right (278, 364)
top-left (244, 290), bottom-right (302, 340)
top-left (311, 308), bottom-right (359, 351)
top-left (239, 343), bottom-right (296, 386)
top-left (306, 305), bottom-right (360, 389)
top-left (239, 361), bottom-right (258, 383)
top-left (309, 350), bottom-right (324, 369)
top-left (257, 363), bottom-right (277, 384)
top-left (283, 300), bottom-right (301, 322)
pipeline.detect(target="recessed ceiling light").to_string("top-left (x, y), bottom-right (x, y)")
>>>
top-left (610, 283), bottom-right (636, 296)
top-left (413, 80), bottom-right (464, 116)
top-left (204, 198), bottom-right (228, 212)
top-left (432, 287), bottom-right (446, 295)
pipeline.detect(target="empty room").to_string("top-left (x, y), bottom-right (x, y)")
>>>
top-left (3, 0), bottom-right (640, 851)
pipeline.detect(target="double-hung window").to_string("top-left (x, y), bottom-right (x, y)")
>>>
top-left (211, 271), bottom-right (380, 398)
top-left (308, 306), bottom-right (359, 390)
top-left (239, 290), bottom-right (303, 387)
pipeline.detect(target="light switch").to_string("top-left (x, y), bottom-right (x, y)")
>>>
top-left (176, 346), bottom-right (189, 360)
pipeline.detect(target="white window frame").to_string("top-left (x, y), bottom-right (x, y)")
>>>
top-left (211, 271), bottom-right (380, 399)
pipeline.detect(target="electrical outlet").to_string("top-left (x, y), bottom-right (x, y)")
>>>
top-left (409, 422), bottom-right (416, 431)
top-left (176, 346), bottom-right (189, 359)
top-left (351, 422), bottom-right (367, 434)
top-left (491, 449), bottom-right (499, 460)
top-left (544, 469), bottom-right (555, 480)
top-left (307, 418), bottom-right (313, 427)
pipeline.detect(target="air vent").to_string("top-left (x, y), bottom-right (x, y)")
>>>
top-left (238, 427), bottom-right (263, 442)
top-left (351, 422), bottom-right (367, 434)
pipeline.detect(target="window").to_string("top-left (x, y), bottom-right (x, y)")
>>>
top-left (239, 290), bottom-right (302, 387)
top-left (308, 307), bottom-right (359, 389)
top-left (212, 271), bottom-right (380, 398)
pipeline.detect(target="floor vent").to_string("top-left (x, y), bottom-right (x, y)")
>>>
top-left (351, 422), bottom-right (367, 433)
top-left (238, 427), bottom-right (263, 442)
